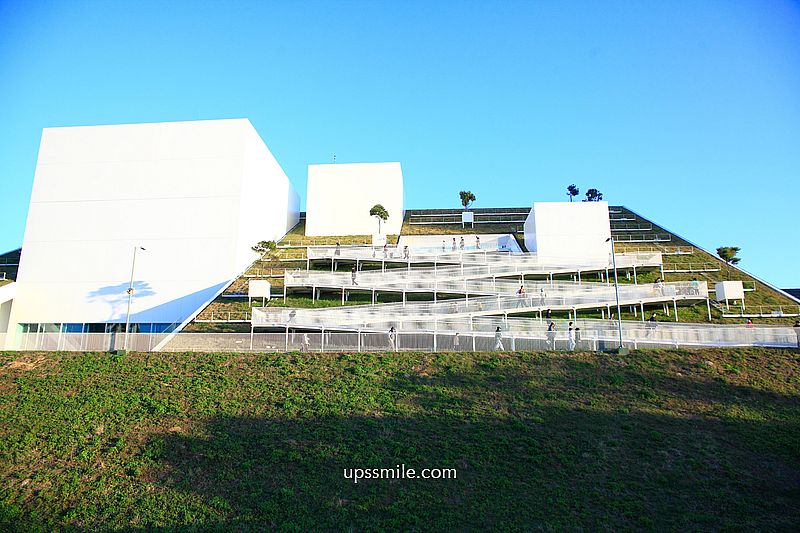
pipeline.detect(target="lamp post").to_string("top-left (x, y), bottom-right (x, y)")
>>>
top-left (123, 246), bottom-right (145, 351)
top-left (606, 237), bottom-right (624, 350)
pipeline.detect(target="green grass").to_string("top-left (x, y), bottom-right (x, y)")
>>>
top-left (278, 220), bottom-right (399, 247)
top-left (1, 348), bottom-right (798, 530)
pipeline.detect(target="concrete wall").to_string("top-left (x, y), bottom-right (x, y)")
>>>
top-left (6, 119), bottom-right (298, 343)
top-left (305, 162), bottom-right (403, 236)
top-left (524, 202), bottom-right (612, 262)
top-left (0, 283), bottom-right (15, 333)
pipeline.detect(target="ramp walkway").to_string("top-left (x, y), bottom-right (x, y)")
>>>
top-left (285, 258), bottom-right (666, 302)
top-left (253, 281), bottom-right (709, 331)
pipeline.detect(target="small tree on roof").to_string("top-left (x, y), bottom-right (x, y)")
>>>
top-left (583, 188), bottom-right (603, 202)
top-left (459, 191), bottom-right (476, 210)
top-left (716, 246), bottom-right (741, 280)
top-left (370, 204), bottom-right (389, 234)
top-left (252, 240), bottom-right (277, 260)
top-left (566, 184), bottom-right (580, 202)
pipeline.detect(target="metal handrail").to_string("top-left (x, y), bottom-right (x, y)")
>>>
top-left (253, 282), bottom-right (708, 330)
top-left (12, 319), bottom-right (796, 352)
top-left (662, 263), bottom-right (720, 272)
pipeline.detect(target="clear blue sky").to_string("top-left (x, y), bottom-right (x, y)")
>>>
top-left (1, 0), bottom-right (798, 286)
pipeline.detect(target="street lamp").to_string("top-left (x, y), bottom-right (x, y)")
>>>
top-left (123, 246), bottom-right (146, 350)
top-left (605, 236), bottom-right (624, 350)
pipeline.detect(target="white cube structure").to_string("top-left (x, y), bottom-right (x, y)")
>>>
top-left (305, 162), bottom-right (404, 236)
top-left (715, 281), bottom-right (745, 304)
top-left (524, 202), bottom-right (612, 262)
top-left (5, 119), bottom-right (299, 345)
top-left (248, 280), bottom-right (271, 304)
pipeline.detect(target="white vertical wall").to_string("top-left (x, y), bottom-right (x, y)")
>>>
top-left (236, 121), bottom-right (300, 271)
top-left (6, 119), bottom-right (298, 344)
top-left (305, 162), bottom-right (404, 236)
top-left (524, 202), bottom-right (612, 262)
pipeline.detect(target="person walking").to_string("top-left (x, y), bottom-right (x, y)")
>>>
top-left (539, 287), bottom-right (546, 306)
top-left (475, 236), bottom-right (481, 249)
top-left (452, 238), bottom-right (457, 252)
top-left (351, 266), bottom-right (358, 286)
top-left (655, 278), bottom-right (665, 296)
top-left (388, 326), bottom-right (397, 351)
top-left (383, 243), bottom-right (388, 258)
top-left (453, 332), bottom-right (461, 351)
top-left (574, 327), bottom-right (582, 350)
top-left (403, 245), bottom-right (410, 260)
top-left (441, 240), bottom-right (446, 253)
top-left (459, 237), bottom-right (465, 250)
top-left (646, 312), bottom-right (657, 336)
top-left (691, 277), bottom-right (701, 295)
top-left (300, 333), bottom-right (310, 353)
top-left (334, 242), bottom-right (341, 257)
top-left (493, 326), bottom-right (504, 351)
top-left (545, 308), bottom-right (552, 322)
top-left (546, 321), bottom-right (557, 350)
top-left (567, 322), bottom-right (576, 351)
top-left (517, 285), bottom-right (526, 308)
top-left (746, 318), bottom-right (754, 328)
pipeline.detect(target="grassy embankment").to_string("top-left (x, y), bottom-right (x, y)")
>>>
top-left (1, 348), bottom-right (798, 530)
top-left (191, 215), bottom-right (798, 332)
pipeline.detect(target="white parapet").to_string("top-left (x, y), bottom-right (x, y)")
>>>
top-left (524, 201), bottom-right (612, 262)
top-left (305, 162), bottom-right (404, 236)
top-left (6, 119), bottom-right (299, 346)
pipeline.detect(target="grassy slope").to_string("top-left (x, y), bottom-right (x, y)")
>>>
top-left (616, 243), bottom-right (799, 324)
top-left (1, 348), bottom-right (798, 531)
top-left (279, 220), bottom-right (399, 247)
top-left (192, 208), bottom-right (798, 331)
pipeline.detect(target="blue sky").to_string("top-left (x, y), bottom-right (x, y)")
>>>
top-left (1, 0), bottom-right (798, 286)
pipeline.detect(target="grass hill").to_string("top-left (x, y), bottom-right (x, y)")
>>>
top-left (1, 347), bottom-right (798, 530)
top-left (187, 205), bottom-right (798, 331)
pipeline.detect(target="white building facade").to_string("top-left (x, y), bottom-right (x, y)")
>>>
top-left (524, 201), bottom-right (612, 262)
top-left (305, 162), bottom-right (404, 236)
top-left (3, 119), bottom-right (299, 348)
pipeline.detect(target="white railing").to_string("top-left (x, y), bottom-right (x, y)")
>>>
top-left (308, 246), bottom-right (511, 263)
top-left (307, 246), bottom-right (662, 269)
top-left (663, 263), bottom-right (720, 273)
top-left (253, 282), bottom-right (709, 330)
top-left (610, 223), bottom-right (653, 231)
top-left (611, 233), bottom-right (672, 242)
top-left (243, 268), bottom-right (285, 278)
top-left (284, 253), bottom-right (661, 293)
top-left (618, 246), bottom-right (694, 255)
top-left (195, 310), bottom-right (252, 322)
top-left (8, 321), bottom-right (796, 353)
top-left (719, 305), bottom-right (800, 318)
top-left (12, 331), bottom-right (170, 352)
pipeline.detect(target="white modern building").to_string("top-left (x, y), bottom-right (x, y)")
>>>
top-left (305, 162), bottom-right (404, 236)
top-left (2, 118), bottom-right (299, 348)
top-left (524, 201), bottom-right (612, 262)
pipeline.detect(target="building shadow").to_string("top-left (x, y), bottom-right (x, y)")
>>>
top-left (87, 281), bottom-right (156, 321)
top-left (128, 357), bottom-right (800, 531)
